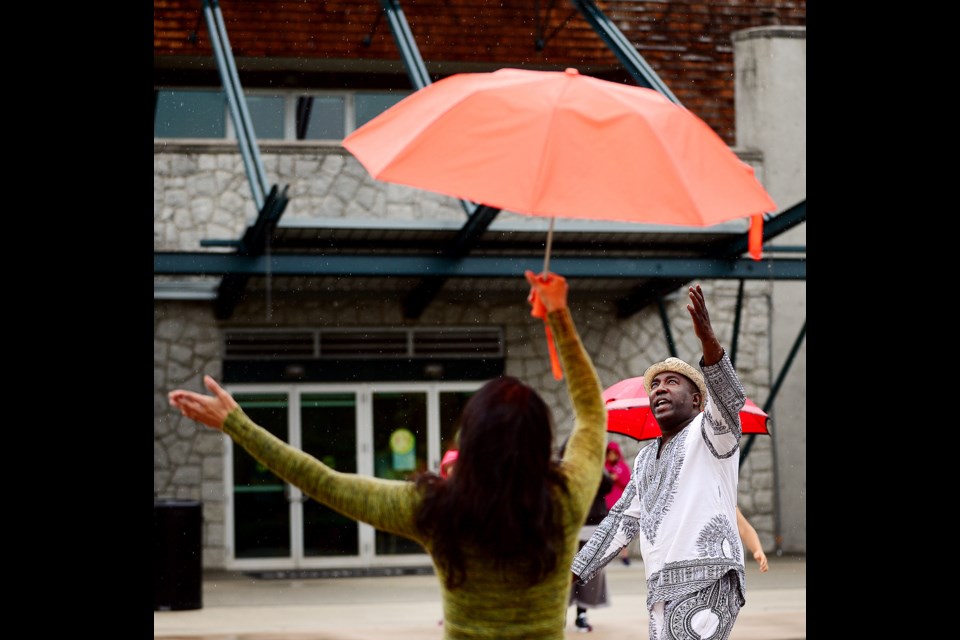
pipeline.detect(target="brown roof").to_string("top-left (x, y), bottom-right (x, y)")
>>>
top-left (154, 0), bottom-right (806, 145)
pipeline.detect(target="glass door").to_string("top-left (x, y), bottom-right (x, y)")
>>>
top-left (439, 389), bottom-right (474, 458)
top-left (228, 387), bottom-right (362, 569)
top-left (230, 392), bottom-right (291, 560)
top-left (370, 390), bottom-right (429, 556)
top-left (300, 392), bottom-right (359, 558)
top-left (226, 382), bottom-right (480, 569)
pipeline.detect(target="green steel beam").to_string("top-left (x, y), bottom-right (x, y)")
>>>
top-left (730, 280), bottom-right (746, 368)
top-left (213, 185), bottom-right (290, 319)
top-left (203, 0), bottom-right (269, 209)
top-left (200, 0), bottom-right (292, 319)
top-left (379, 0), bottom-right (431, 89)
top-left (616, 200), bottom-right (807, 317)
top-left (569, 0), bottom-right (681, 103)
top-left (656, 297), bottom-right (678, 357)
top-left (374, 2), bottom-right (506, 318)
top-left (155, 252), bottom-right (805, 279)
top-left (716, 201), bottom-right (807, 256)
top-left (739, 320), bottom-right (807, 467)
top-left (402, 204), bottom-right (503, 318)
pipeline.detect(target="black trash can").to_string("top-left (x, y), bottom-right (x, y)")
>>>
top-left (154, 499), bottom-right (203, 611)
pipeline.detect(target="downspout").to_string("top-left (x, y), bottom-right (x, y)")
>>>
top-left (767, 289), bottom-right (783, 556)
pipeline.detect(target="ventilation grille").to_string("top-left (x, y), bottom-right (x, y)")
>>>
top-left (225, 331), bottom-right (317, 358)
top-left (321, 331), bottom-right (409, 357)
top-left (224, 327), bottom-right (503, 360)
top-left (413, 330), bottom-right (502, 356)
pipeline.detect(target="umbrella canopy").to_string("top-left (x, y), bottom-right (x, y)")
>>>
top-left (603, 375), bottom-right (770, 441)
top-left (343, 67), bottom-right (776, 240)
top-left (343, 67), bottom-right (778, 380)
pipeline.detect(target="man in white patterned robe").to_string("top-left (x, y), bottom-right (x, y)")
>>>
top-left (572, 284), bottom-right (747, 640)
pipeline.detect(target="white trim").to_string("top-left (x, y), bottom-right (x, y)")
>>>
top-left (153, 281), bottom-right (219, 300)
top-left (277, 214), bottom-right (749, 234)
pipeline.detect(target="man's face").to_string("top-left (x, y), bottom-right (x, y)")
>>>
top-left (650, 371), bottom-right (700, 427)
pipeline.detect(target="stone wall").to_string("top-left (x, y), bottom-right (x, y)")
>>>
top-left (155, 301), bottom-right (229, 567)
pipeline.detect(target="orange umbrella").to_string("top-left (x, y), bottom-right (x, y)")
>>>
top-left (342, 67), bottom-right (777, 380)
top-left (343, 67), bottom-right (776, 263)
top-left (603, 375), bottom-right (770, 441)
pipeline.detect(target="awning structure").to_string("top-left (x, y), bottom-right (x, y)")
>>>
top-left (155, 0), bottom-right (805, 317)
top-left (154, 204), bottom-right (806, 316)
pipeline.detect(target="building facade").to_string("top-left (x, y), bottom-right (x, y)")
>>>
top-left (154, 1), bottom-right (806, 570)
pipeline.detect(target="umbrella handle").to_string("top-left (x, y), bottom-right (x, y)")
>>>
top-left (527, 282), bottom-right (563, 381)
top-left (543, 216), bottom-right (555, 273)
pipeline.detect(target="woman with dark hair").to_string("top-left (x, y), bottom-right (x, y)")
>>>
top-left (168, 270), bottom-right (607, 640)
top-left (415, 374), bottom-right (569, 590)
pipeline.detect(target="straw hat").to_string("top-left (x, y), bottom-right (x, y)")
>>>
top-left (643, 357), bottom-right (708, 409)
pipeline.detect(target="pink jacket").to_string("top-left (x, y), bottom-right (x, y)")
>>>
top-left (604, 442), bottom-right (631, 511)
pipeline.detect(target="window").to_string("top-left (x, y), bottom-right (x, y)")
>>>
top-left (154, 88), bottom-right (411, 141)
top-left (245, 94), bottom-right (286, 140)
top-left (154, 89), bottom-right (226, 138)
top-left (299, 96), bottom-right (346, 140)
top-left (355, 93), bottom-right (406, 128)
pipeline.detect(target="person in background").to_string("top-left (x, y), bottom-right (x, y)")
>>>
top-left (603, 441), bottom-right (632, 566)
top-left (572, 284), bottom-right (748, 640)
top-left (440, 448), bottom-right (459, 479)
top-left (737, 506), bottom-right (768, 573)
top-left (168, 270), bottom-right (607, 640)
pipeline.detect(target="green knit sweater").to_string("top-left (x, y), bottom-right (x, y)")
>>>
top-left (222, 307), bottom-right (607, 639)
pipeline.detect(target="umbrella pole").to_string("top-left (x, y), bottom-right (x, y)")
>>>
top-left (543, 217), bottom-right (555, 273)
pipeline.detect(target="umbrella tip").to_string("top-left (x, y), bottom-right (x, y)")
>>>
top-left (565, 68), bottom-right (579, 75)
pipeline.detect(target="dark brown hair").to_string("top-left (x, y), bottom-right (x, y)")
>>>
top-left (414, 375), bottom-right (568, 589)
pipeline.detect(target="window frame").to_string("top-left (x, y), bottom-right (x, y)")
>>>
top-left (154, 87), bottom-right (410, 143)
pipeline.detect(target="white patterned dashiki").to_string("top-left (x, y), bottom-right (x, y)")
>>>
top-left (572, 352), bottom-right (748, 613)
top-left (650, 571), bottom-right (743, 640)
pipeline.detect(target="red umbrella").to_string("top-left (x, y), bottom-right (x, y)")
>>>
top-left (603, 375), bottom-right (770, 441)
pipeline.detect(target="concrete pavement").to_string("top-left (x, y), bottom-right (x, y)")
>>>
top-left (154, 553), bottom-right (805, 639)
